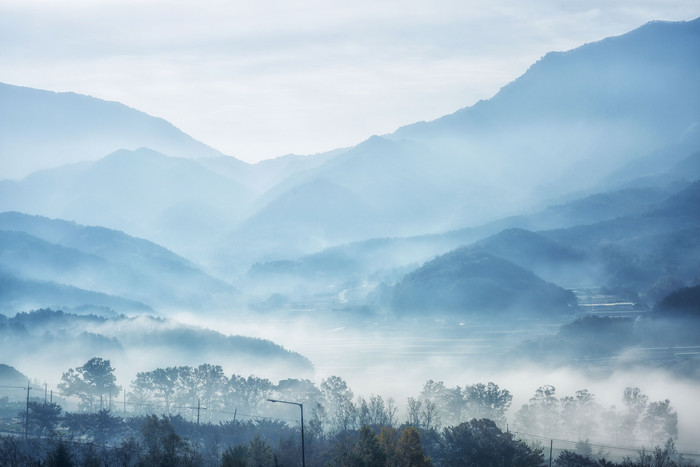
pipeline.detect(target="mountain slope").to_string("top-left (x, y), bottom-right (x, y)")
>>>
top-left (0, 212), bottom-right (234, 310)
top-left (0, 149), bottom-right (253, 257)
top-left (0, 82), bottom-right (226, 180)
top-left (539, 181), bottom-right (700, 302)
top-left (391, 248), bottom-right (577, 316)
top-left (393, 18), bottom-right (700, 191)
top-left (0, 266), bottom-right (152, 313)
top-left (213, 18), bottom-right (700, 272)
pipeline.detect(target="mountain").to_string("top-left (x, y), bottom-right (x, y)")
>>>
top-left (198, 149), bottom-right (345, 195)
top-left (0, 149), bottom-right (253, 258)
top-left (0, 82), bottom-right (226, 180)
top-left (538, 181), bottom-right (700, 302)
top-left (0, 266), bottom-right (152, 313)
top-left (216, 135), bottom-right (500, 273)
top-left (0, 212), bottom-right (234, 311)
top-left (393, 18), bottom-right (700, 194)
top-left (210, 18), bottom-right (700, 272)
top-left (470, 228), bottom-right (586, 281)
top-left (390, 248), bottom-right (577, 317)
top-left (246, 181), bottom-right (684, 294)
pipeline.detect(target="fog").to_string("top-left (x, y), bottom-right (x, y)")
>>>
top-left (1, 15), bottom-right (700, 465)
top-left (160, 308), bottom-right (700, 450)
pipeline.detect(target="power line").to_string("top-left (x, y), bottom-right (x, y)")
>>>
top-left (512, 430), bottom-right (700, 458)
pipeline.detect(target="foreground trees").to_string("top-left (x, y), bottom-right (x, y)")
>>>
top-left (440, 419), bottom-right (543, 466)
top-left (2, 358), bottom-right (689, 466)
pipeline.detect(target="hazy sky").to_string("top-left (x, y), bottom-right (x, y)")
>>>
top-left (2, 1), bottom-right (699, 163)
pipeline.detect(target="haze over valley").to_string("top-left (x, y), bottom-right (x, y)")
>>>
top-left (1, 13), bottom-right (700, 466)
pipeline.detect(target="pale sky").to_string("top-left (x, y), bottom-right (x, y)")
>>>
top-left (2, 1), bottom-right (699, 163)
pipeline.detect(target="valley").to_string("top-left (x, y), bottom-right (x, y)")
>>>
top-left (1, 14), bottom-right (700, 465)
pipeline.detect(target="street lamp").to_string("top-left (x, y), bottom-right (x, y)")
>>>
top-left (267, 399), bottom-right (305, 467)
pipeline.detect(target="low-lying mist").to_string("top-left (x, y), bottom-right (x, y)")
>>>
top-left (169, 308), bottom-right (700, 453)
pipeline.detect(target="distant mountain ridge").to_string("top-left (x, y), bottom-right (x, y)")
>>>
top-left (0, 148), bottom-right (253, 257)
top-left (1, 18), bottom-right (699, 311)
top-left (212, 17), bottom-right (700, 272)
top-left (0, 212), bottom-right (235, 312)
top-left (0, 82), bottom-right (226, 179)
top-left (391, 17), bottom-right (700, 194)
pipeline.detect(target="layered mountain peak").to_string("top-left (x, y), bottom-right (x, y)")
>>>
top-left (0, 82), bottom-right (225, 180)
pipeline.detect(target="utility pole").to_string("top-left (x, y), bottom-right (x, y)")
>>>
top-left (197, 399), bottom-right (201, 425)
top-left (549, 439), bottom-right (553, 467)
top-left (25, 381), bottom-right (31, 441)
top-left (44, 383), bottom-right (47, 403)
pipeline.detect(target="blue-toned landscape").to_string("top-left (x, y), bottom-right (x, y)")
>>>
top-left (1, 6), bottom-right (699, 466)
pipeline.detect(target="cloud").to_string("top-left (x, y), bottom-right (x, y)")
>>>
top-left (1, 0), bottom-right (699, 162)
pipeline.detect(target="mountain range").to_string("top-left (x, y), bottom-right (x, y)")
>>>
top-left (0, 212), bottom-right (235, 313)
top-left (0, 17), bottom-right (699, 325)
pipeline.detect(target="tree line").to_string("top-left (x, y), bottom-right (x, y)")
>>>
top-left (0, 356), bottom-right (689, 466)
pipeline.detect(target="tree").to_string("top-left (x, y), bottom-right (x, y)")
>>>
top-left (463, 382), bottom-right (512, 429)
top-left (321, 376), bottom-right (356, 433)
top-left (58, 357), bottom-right (121, 411)
top-left (63, 409), bottom-right (124, 443)
top-left (275, 378), bottom-right (323, 408)
top-left (440, 419), bottom-right (543, 467)
top-left (221, 445), bottom-right (248, 467)
top-left (45, 439), bottom-right (74, 467)
top-left (406, 397), bottom-right (423, 427)
top-left (140, 415), bottom-right (197, 466)
top-left (0, 435), bottom-right (29, 467)
top-left (397, 426), bottom-right (433, 467)
top-left (131, 367), bottom-right (179, 413)
top-left (174, 365), bottom-right (198, 412)
top-left (555, 450), bottom-right (606, 466)
top-left (308, 401), bottom-right (329, 441)
top-left (421, 399), bottom-right (440, 432)
top-left (641, 400), bottom-right (678, 446)
top-left (352, 425), bottom-right (386, 467)
top-left (247, 434), bottom-right (275, 467)
top-left (620, 387), bottom-right (648, 442)
top-left (380, 426), bottom-right (399, 466)
top-left (515, 385), bottom-right (559, 436)
top-left (21, 401), bottom-right (62, 436)
top-left (225, 374), bottom-right (273, 416)
top-left (193, 363), bottom-right (226, 418)
top-left (419, 380), bottom-right (460, 427)
top-left (560, 389), bottom-right (600, 440)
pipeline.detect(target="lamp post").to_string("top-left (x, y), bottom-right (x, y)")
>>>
top-left (267, 398), bottom-right (305, 467)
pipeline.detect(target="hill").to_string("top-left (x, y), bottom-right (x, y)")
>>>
top-left (0, 212), bottom-right (234, 311)
top-left (0, 363), bottom-right (29, 386)
top-left (390, 248), bottom-right (577, 317)
top-left (653, 284), bottom-right (700, 318)
top-left (0, 309), bottom-right (314, 383)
